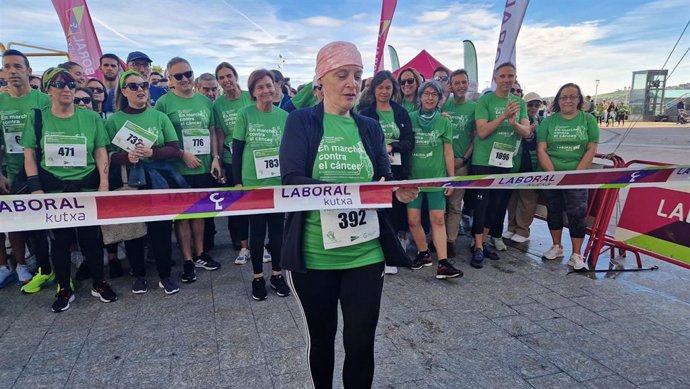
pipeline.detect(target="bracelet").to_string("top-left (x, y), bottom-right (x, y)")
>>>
top-left (213, 155), bottom-right (221, 160)
top-left (27, 175), bottom-right (43, 192)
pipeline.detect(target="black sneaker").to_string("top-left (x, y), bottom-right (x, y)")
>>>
top-left (75, 263), bottom-right (91, 281)
top-left (193, 252), bottom-right (221, 271)
top-left (132, 277), bottom-right (147, 294)
top-left (436, 260), bottom-right (463, 279)
top-left (483, 242), bottom-right (500, 260)
top-left (252, 277), bottom-right (267, 301)
top-left (411, 251), bottom-right (433, 270)
top-left (447, 242), bottom-right (456, 258)
top-left (270, 275), bottom-right (291, 297)
top-left (91, 281), bottom-right (118, 303)
top-left (109, 258), bottom-right (123, 278)
top-left (181, 261), bottom-right (197, 283)
top-left (51, 288), bottom-right (75, 313)
top-left (470, 249), bottom-right (485, 269)
top-left (158, 277), bottom-right (180, 295)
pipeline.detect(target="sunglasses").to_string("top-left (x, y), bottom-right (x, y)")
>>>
top-left (124, 82), bottom-right (150, 91)
top-left (89, 87), bottom-right (105, 94)
top-left (50, 81), bottom-right (77, 90)
top-left (400, 78), bottom-right (416, 86)
top-left (30, 84), bottom-right (40, 90)
top-left (434, 76), bottom-right (449, 82)
top-left (510, 88), bottom-right (523, 94)
top-left (172, 71), bottom-right (193, 81)
top-left (0, 80), bottom-right (7, 87)
top-left (74, 97), bottom-right (92, 104)
top-left (314, 85), bottom-right (322, 91)
top-left (151, 78), bottom-right (168, 85)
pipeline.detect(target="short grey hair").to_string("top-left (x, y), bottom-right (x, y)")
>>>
top-left (417, 80), bottom-right (445, 108)
top-left (166, 56), bottom-right (190, 71)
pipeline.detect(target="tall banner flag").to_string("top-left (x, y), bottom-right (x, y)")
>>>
top-left (52, 0), bottom-right (103, 79)
top-left (463, 40), bottom-right (479, 93)
top-left (388, 45), bottom-right (400, 71)
top-left (374, 0), bottom-right (398, 73)
top-left (491, 0), bottom-right (529, 89)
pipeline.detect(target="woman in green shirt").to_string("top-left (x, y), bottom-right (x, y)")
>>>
top-left (22, 68), bottom-right (116, 312)
top-left (537, 83), bottom-right (599, 271)
top-left (396, 67), bottom-right (423, 113)
top-left (231, 69), bottom-right (290, 301)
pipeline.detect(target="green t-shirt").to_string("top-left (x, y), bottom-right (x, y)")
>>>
top-left (377, 110), bottom-right (400, 143)
top-left (442, 98), bottom-right (476, 158)
top-left (233, 105), bottom-right (287, 187)
top-left (401, 99), bottom-right (416, 113)
top-left (105, 109), bottom-right (178, 155)
top-left (21, 107), bottom-right (109, 181)
top-left (409, 111), bottom-right (452, 185)
top-left (0, 89), bottom-right (51, 182)
top-left (536, 111), bottom-right (599, 171)
top-left (155, 92), bottom-right (214, 176)
top-left (212, 91), bottom-right (252, 164)
top-left (473, 92), bottom-right (527, 168)
top-left (303, 113), bottom-right (383, 270)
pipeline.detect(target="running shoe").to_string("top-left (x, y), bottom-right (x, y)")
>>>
top-left (158, 277), bottom-right (180, 295)
top-left (542, 245), bottom-right (564, 260)
top-left (132, 277), bottom-right (147, 294)
top-left (568, 253), bottom-right (588, 271)
top-left (16, 264), bottom-right (33, 284)
top-left (91, 281), bottom-right (118, 303)
top-left (470, 249), bottom-right (485, 269)
top-left (181, 261), bottom-right (197, 283)
top-left (490, 236), bottom-right (507, 251)
top-left (384, 265), bottom-right (398, 275)
top-left (262, 247), bottom-right (272, 263)
top-left (510, 234), bottom-right (529, 244)
top-left (411, 251), bottom-right (433, 270)
top-left (436, 260), bottom-right (463, 279)
top-left (270, 275), bottom-right (290, 297)
top-left (193, 252), bottom-right (221, 270)
top-left (51, 287), bottom-right (75, 313)
top-left (252, 277), bottom-right (267, 301)
top-left (20, 267), bottom-right (54, 294)
top-left (483, 242), bottom-right (500, 260)
top-left (501, 230), bottom-right (515, 239)
top-left (0, 265), bottom-right (17, 288)
top-left (234, 248), bottom-right (250, 265)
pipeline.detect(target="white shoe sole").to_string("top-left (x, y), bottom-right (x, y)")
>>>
top-left (501, 231), bottom-right (515, 239)
top-left (158, 281), bottom-right (180, 295)
top-left (510, 235), bottom-right (529, 243)
top-left (91, 290), bottom-right (117, 303)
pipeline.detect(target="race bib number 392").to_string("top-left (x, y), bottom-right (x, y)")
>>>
top-left (320, 209), bottom-right (379, 250)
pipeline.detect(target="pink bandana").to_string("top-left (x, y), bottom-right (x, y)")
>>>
top-left (315, 41), bottom-right (363, 80)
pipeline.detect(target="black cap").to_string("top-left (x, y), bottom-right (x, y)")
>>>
top-left (126, 51), bottom-right (152, 64)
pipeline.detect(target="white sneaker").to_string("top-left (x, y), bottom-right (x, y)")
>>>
top-left (510, 234), bottom-right (529, 243)
top-left (262, 247), bottom-right (272, 263)
top-left (492, 236), bottom-right (507, 251)
top-left (16, 264), bottom-right (33, 284)
top-left (501, 230), bottom-right (515, 239)
top-left (568, 253), bottom-right (588, 270)
top-left (384, 265), bottom-right (398, 275)
top-left (235, 248), bottom-right (250, 265)
top-left (543, 245), bottom-right (564, 260)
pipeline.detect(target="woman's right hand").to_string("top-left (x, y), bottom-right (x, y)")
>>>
top-left (394, 187), bottom-right (419, 203)
top-left (31, 190), bottom-right (45, 195)
top-left (181, 151), bottom-right (202, 169)
top-left (127, 151), bottom-right (140, 164)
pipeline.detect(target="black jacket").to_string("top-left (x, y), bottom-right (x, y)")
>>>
top-left (279, 103), bottom-right (406, 273)
top-left (358, 100), bottom-right (415, 180)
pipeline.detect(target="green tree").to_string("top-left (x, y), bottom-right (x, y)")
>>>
top-left (151, 64), bottom-right (163, 74)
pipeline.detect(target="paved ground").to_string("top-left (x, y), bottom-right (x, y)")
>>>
top-left (0, 215), bottom-right (688, 389)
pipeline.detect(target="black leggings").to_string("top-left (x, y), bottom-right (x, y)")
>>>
top-left (287, 261), bottom-right (384, 389)
top-left (248, 213), bottom-right (283, 274)
top-left (27, 230), bottom-right (51, 274)
top-left (52, 226), bottom-right (102, 289)
top-left (489, 189), bottom-right (514, 238)
top-left (223, 163), bottom-right (248, 243)
top-left (471, 165), bottom-right (511, 236)
top-left (543, 189), bottom-right (589, 238)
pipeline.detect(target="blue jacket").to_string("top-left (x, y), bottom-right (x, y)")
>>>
top-left (279, 103), bottom-right (405, 273)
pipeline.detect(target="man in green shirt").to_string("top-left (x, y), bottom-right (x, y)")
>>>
top-left (442, 69), bottom-right (475, 257)
top-left (0, 49), bottom-right (51, 290)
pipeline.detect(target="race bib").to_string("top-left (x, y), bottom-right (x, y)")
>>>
top-left (44, 135), bottom-right (87, 167)
top-left (3, 131), bottom-right (23, 154)
top-left (182, 128), bottom-right (210, 155)
top-left (112, 120), bottom-right (158, 152)
top-left (253, 147), bottom-right (280, 180)
top-left (488, 141), bottom-right (514, 168)
top-left (320, 209), bottom-right (379, 250)
top-left (389, 152), bottom-right (402, 166)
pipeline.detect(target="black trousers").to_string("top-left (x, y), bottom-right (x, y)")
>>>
top-left (287, 261), bottom-right (384, 389)
top-left (248, 213), bottom-right (284, 274)
top-left (471, 165), bottom-right (511, 236)
top-left (223, 163), bottom-right (248, 244)
top-left (135, 220), bottom-right (173, 278)
top-left (52, 226), bottom-right (102, 289)
top-left (26, 230), bottom-right (51, 274)
top-left (489, 189), bottom-right (514, 238)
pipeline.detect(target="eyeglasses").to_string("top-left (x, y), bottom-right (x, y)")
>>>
top-left (0, 80), bottom-right (7, 87)
top-left (89, 87), bottom-right (105, 94)
top-left (30, 84), bottom-right (39, 90)
top-left (124, 82), bottom-right (150, 91)
top-left (49, 81), bottom-right (77, 90)
top-left (74, 97), bottom-right (92, 104)
top-left (559, 95), bottom-right (580, 101)
top-left (400, 78), bottom-right (415, 85)
top-left (172, 71), bottom-right (193, 81)
top-left (422, 91), bottom-right (439, 98)
top-left (151, 78), bottom-right (168, 85)
top-left (130, 61), bottom-right (150, 68)
top-left (510, 88), bottom-right (522, 94)
top-left (434, 76), bottom-right (449, 82)
top-left (527, 102), bottom-right (541, 108)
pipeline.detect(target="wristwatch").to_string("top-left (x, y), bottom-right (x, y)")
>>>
top-left (213, 155), bottom-right (221, 160)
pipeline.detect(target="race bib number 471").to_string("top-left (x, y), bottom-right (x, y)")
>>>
top-left (44, 135), bottom-right (87, 167)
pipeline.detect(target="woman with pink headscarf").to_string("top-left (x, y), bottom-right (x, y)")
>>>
top-left (279, 41), bottom-right (418, 389)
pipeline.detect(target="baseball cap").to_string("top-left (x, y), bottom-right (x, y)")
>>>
top-left (126, 51), bottom-right (152, 64)
top-left (524, 92), bottom-right (542, 103)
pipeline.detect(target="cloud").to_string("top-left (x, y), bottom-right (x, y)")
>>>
top-left (301, 16), bottom-right (345, 27)
top-left (416, 11), bottom-right (451, 23)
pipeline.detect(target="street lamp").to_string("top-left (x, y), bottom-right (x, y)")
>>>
top-left (594, 80), bottom-right (600, 104)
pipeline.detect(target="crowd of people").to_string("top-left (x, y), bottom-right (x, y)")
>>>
top-left (1, 42), bottom-right (600, 388)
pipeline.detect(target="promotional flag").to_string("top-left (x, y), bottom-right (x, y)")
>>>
top-left (374, 0), bottom-right (398, 73)
top-left (491, 0), bottom-right (529, 89)
top-left (463, 40), bottom-right (478, 93)
top-left (51, 0), bottom-right (103, 79)
top-left (388, 45), bottom-right (400, 71)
